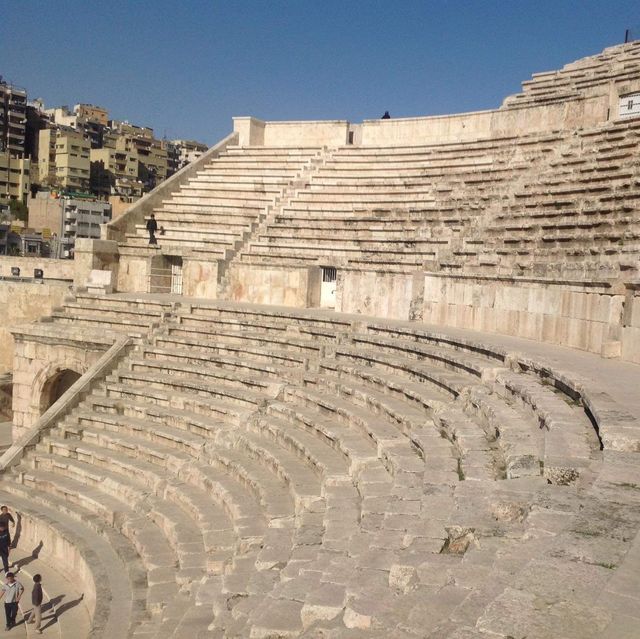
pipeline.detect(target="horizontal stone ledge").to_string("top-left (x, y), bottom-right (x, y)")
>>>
top-left (10, 324), bottom-right (117, 348)
top-left (423, 271), bottom-right (618, 289)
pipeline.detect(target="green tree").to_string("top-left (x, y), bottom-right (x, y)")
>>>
top-left (8, 199), bottom-right (28, 223)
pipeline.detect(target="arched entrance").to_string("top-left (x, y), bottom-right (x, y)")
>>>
top-left (39, 369), bottom-right (82, 414)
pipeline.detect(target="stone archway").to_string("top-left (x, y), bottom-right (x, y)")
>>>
top-left (39, 368), bottom-right (82, 414)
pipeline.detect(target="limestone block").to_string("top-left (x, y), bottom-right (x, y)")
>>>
top-left (86, 269), bottom-right (114, 295)
top-left (621, 326), bottom-right (640, 364)
top-left (601, 340), bottom-right (622, 359)
top-left (343, 605), bottom-right (371, 630)
top-left (389, 564), bottom-right (419, 593)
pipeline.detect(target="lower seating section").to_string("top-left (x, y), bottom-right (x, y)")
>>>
top-left (3, 293), bottom-right (628, 638)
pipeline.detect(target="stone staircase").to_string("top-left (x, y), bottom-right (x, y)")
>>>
top-left (1, 293), bottom-right (636, 637)
top-left (217, 147), bottom-right (332, 297)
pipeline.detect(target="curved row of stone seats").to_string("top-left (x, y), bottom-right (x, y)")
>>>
top-left (503, 41), bottom-right (640, 107)
top-left (239, 132), bottom-right (573, 270)
top-left (124, 146), bottom-right (322, 258)
top-left (463, 119), bottom-right (640, 275)
top-left (5, 294), bottom-right (628, 637)
top-left (41, 295), bottom-right (176, 340)
top-left (0, 481), bottom-right (147, 638)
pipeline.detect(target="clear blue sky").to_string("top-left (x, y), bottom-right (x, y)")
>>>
top-left (2, 1), bottom-right (639, 145)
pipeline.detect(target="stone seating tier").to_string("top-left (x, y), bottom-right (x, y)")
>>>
top-left (504, 41), bottom-right (640, 107)
top-left (124, 146), bottom-right (323, 262)
top-left (6, 293), bottom-right (632, 637)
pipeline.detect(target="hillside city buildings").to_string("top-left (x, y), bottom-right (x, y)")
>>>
top-left (0, 74), bottom-right (208, 257)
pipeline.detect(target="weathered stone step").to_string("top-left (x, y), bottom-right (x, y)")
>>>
top-left (105, 371), bottom-right (267, 409)
top-left (37, 440), bottom-right (207, 585)
top-left (50, 425), bottom-right (237, 572)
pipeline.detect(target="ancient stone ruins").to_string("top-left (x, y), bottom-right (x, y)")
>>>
top-left (2, 42), bottom-right (640, 638)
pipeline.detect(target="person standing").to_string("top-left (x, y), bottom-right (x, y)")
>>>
top-left (25, 573), bottom-right (43, 634)
top-left (146, 214), bottom-right (159, 245)
top-left (0, 507), bottom-right (14, 530)
top-left (0, 523), bottom-right (10, 574)
top-left (0, 572), bottom-right (23, 630)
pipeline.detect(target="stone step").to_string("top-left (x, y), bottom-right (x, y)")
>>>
top-left (22, 457), bottom-right (179, 580)
top-left (105, 370), bottom-right (267, 409)
top-left (43, 433), bottom-right (234, 575)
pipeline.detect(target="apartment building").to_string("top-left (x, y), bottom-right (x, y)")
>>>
top-left (90, 130), bottom-right (140, 197)
top-left (0, 153), bottom-right (30, 201)
top-left (28, 192), bottom-right (111, 257)
top-left (38, 127), bottom-right (90, 192)
top-left (75, 104), bottom-right (108, 126)
top-left (164, 138), bottom-right (208, 177)
top-left (46, 104), bottom-right (107, 148)
top-left (109, 121), bottom-right (168, 189)
top-left (0, 77), bottom-right (27, 157)
top-left (174, 139), bottom-right (208, 167)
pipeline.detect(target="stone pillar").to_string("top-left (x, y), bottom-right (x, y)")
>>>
top-left (73, 239), bottom-right (120, 290)
top-left (233, 117), bottom-right (266, 146)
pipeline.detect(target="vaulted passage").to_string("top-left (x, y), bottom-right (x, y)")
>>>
top-left (39, 368), bottom-right (81, 413)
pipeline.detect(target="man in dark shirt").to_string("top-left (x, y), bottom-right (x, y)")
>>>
top-left (0, 507), bottom-right (15, 530)
top-left (0, 523), bottom-right (10, 574)
top-left (146, 214), bottom-right (159, 245)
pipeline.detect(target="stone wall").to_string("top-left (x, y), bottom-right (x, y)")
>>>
top-left (228, 262), bottom-right (320, 307)
top-left (421, 273), bottom-right (624, 357)
top-left (622, 286), bottom-right (640, 364)
top-left (0, 256), bottom-right (74, 280)
top-left (336, 270), bottom-right (423, 320)
top-left (232, 92), bottom-right (615, 148)
top-left (0, 280), bottom-right (72, 370)
top-left (331, 269), bottom-right (638, 361)
top-left (11, 330), bottom-right (111, 437)
top-left (234, 117), bottom-right (350, 147)
top-left (16, 508), bottom-right (98, 624)
top-left (360, 94), bottom-right (610, 145)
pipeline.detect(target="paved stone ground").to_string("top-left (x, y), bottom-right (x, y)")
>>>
top-left (4, 293), bottom-right (640, 638)
top-left (0, 545), bottom-right (90, 638)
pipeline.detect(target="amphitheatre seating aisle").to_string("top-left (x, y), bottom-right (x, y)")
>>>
top-left (124, 146), bottom-right (323, 261)
top-left (3, 292), bottom-right (639, 638)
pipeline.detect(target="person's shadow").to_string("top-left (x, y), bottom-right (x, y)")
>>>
top-left (11, 513), bottom-right (22, 548)
top-left (14, 540), bottom-right (43, 570)
top-left (39, 593), bottom-right (84, 632)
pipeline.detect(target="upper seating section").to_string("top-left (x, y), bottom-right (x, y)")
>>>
top-left (239, 132), bottom-right (571, 271)
top-left (503, 41), bottom-right (640, 107)
top-left (124, 146), bottom-right (322, 260)
top-left (111, 42), bottom-right (640, 281)
top-left (460, 117), bottom-right (640, 276)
